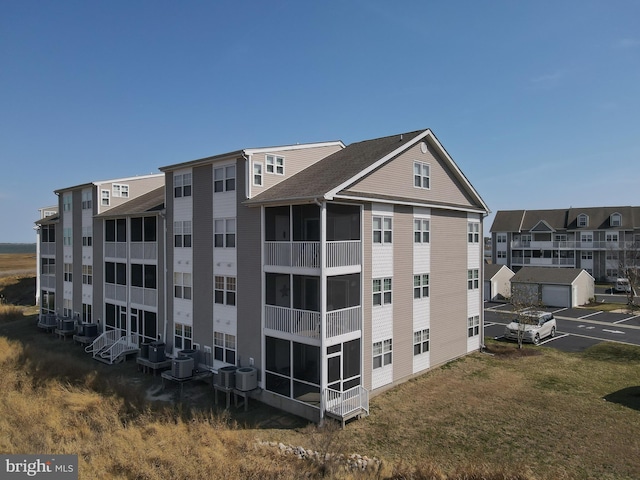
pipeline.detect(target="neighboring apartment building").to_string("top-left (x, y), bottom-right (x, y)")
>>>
top-left (490, 207), bottom-right (640, 281)
top-left (36, 128), bottom-right (489, 424)
top-left (35, 174), bottom-right (165, 327)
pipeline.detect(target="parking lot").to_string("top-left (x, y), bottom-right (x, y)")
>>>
top-left (484, 302), bottom-right (640, 352)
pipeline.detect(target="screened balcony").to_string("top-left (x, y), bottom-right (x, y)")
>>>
top-left (264, 203), bottom-right (361, 269)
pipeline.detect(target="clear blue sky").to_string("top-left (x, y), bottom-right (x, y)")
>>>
top-left (1, 1), bottom-right (639, 243)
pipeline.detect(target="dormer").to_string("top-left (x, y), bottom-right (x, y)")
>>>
top-left (577, 213), bottom-right (589, 228)
top-left (610, 212), bottom-right (622, 227)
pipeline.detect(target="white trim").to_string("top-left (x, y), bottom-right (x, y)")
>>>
top-left (333, 194), bottom-right (487, 214)
top-left (244, 141), bottom-right (345, 155)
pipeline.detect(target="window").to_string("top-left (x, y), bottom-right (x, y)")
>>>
top-left (373, 216), bottom-right (392, 244)
top-left (581, 233), bottom-right (593, 243)
top-left (82, 265), bottom-right (92, 285)
top-left (606, 268), bottom-right (618, 278)
top-left (82, 226), bottom-right (92, 246)
top-left (373, 278), bottom-right (392, 306)
top-left (112, 184), bottom-right (129, 198)
top-left (62, 194), bottom-right (72, 212)
top-left (174, 173), bottom-right (192, 198)
top-left (413, 161), bottom-right (430, 189)
top-left (266, 155), bottom-right (284, 175)
top-left (413, 329), bottom-right (430, 355)
top-left (214, 332), bottom-right (236, 365)
top-left (174, 323), bottom-right (192, 350)
top-left (373, 339), bottom-right (392, 369)
top-left (555, 234), bottom-right (567, 242)
top-left (253, 162), bottom-right (263, 186)
top-left (610, 213), bottom-right (621, 227)
top-left (581, 251), bottom-right (593, 260)
top-left (41, 225), bottom-right (56, 243)
top-left (497, 251), bottom-right (507, 259)
top-left (214, 219), bottom-right (235, 247)
top-left (101, 190), bottom-right (110, 206)
top-left (105, 219), bottom-right (126, 242)
top-left (83, 303), bottom-right (92, 323)
top-left (131, 217), bottom-right (157, 242)
top-left (82, 191), bottom-right (92, 210)
top-left (468, 222), bottom-right (480, 243)
top-left (132, 264), bottom-right (156, 289)
top-left (214, 276), bottom-right (236, 306)
top-left (214, 165), bottom-right (236, 192)
top-left (606, 251), bottom-right (618, 261)
top-left (63, 227), bottom-right (72, 246)
top-left (174, 221), bottom-right (192, 248)
top-left (41, 258), bottom-right (55, 275)
top-left (577, 214), bottom-right (588, 227)
top-left (606, 232), bottom-right (619, 243)
top-left (105, 262), bottom-right (127, 285)
top-left (174, 272), bottom-right (192, 300)
top-left (64, 263), bottom-right (72, 282)
top-left (468, 315), bottom-right (480, 337)
top-left (468, 269), bottom-right (479, 290)
top-left (414, 219), bottom-right (430, 243)
top-left (63, 298), bottom-right (72, 318)
top-left (413, 274), bottom-right (429, 299)
top-left (497, 233), bottom-right (507, 243)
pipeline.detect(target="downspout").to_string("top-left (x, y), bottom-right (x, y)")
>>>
top-left (242, 152), bottom-right (251, 199)
top-left (314, 197), bottom-right (326, 422)
top-left (160, 209), bottom-right (168, 345)
top-left (480, 211), bottom-right (489, 352)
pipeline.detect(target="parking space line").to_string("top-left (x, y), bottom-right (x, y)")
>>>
top-left (484, 322), bottom-right (496, 327)
top-left (578, 311), bottom-right (603, 319)
top-left (552, 308), bottom-right (568, 314)
top-left (539, 333), bottom-right (569, 345)
top-left (614, 315), bottom-right (640, 324)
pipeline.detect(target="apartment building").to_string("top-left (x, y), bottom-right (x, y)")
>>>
top-left (490, 207), bottom-right (640, 281)
top-left (36, 128), bottom-right (489, 424)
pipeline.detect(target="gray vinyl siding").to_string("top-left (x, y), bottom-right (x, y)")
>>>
top-left (348, 142), bottom-right (479, 208)
top-left (249, 145), bottom-right (343, 197)
top-left (392, 205), bottom-right (414, 381)
top-left (362, 204), bottom-right (373, 391)
top-left (430, 209), bottom-right (467, 366)
top-left (72, 189), bottom-right (83, 317)
top-left (165, 175), bottom-right (175, 347)
top-left (237, 157), bottom-right (263, 370)
top-left (97, 175), bottom-right (164, 214)
top-left (192, 165), bottom-right (214, 351)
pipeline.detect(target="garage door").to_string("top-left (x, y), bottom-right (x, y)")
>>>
top-left (542, 285), bottom-right (570, 307)
top-left (484, 281), bottom-right (491, 301)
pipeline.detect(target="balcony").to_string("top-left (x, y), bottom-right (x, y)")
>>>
top-left (512, 257), bottom-right (576, 267)
top-left (265, 240), bottom-right (361, 269)
top-left (264, 305), bottom-right (362, 340)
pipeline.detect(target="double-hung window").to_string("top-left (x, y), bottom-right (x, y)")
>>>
top-left (174, 173), bottom-right (192, 198)
top-left (214, 219), bottom-right (236, 248)
top-left (174, 221), bottom-right (192, 248)
top-left (112, 184), bottom-right (129, 198)
top-left (82, 226), bottom-right (93, 246)
top-left (373, 278), bottom-right (392, 306)
top-left (413, 274), bottom-right (429, 298)
top-left (467, 269), bottom-right (479, 290)
top-left (468, 315), bottom-right (480, 337)
top-left (214, 276), bottom-right (236, 306)
top-left (468, 222), bottom-right (479, 243)
top-left (101, 190), bottom-right (110, 206)
top-left (174, 272), bottom-right (192, 300)
top-left (174, 323), bottom-right (192, 350)
top-left (214, 332), bottom-right (236, 365)
top-left (81, 191), bottom-right (92, 209)
top-left (373, 339), bottom-right (392, 369)
top-left (82, 265), bottom-right (93, 285)
top-left (413, 329), bottom-right (430, 355)
top-left (64, 263), bottom-right (72, 282)
top-left (214, 165), bottom-right (236, 192)
top-left (414, 219), bottom-right (430, 243)
top-left (266, 155), bottom-right (284, 175)
top-left (373, 216), bottom-right (392, 244)
top-left (253, 163), bottom-right (263, 186)
top-left (414, 161), bottom-right (430, 189)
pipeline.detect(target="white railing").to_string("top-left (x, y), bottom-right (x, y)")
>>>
top-left (100, 334), bottom-right (139, 364)
top-left (85, 329), bottom-right (120, 355)
top-left (324, 385), bottom-right (369, 418)
top-left (326, 306), bottom-right (361, 338)
top-left (104, 242), bottom-right (127, 259)
top-left (265, 241), bottom-right (320, 268)
top-left (265, 305), bottom-right (321, 339)
top-left (326, 241), bottom-right (361, 268)
top-left (40, 243), bottom-right (55, 255)
top-left (105, 284), bottom-right (127, 302)
top-left (130, 242), bottom-right (158, 260)
top-left (130, 287), bottom-right (158, 307)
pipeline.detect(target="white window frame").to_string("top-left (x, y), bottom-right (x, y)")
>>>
top-left (581, 251), bottom-right (593, 260)
top-left (373, 216), bottom-right (392, 244)
top-left (214, 165), bottom-right (236, 192)
top-left (253, 162), bottom-right (263, 186)
top-left (497, 250), bottom-right (507, 259)
top-left (467, 269), bottom-right (479, 290)
top-left (413, 329), bottom-right (430, 356)
top-left (577, 214), bottom-right (588, 227)
top-left (174, 323), bottom-right (192, 350)
top-left (497, 233), bottom-right (507, 244)
top-left (373, 277), bottom-right (392, 306)
top-left (413, 274), bottom-right (429, 299)
top-left (414, 219), bottom-right (430, 243)
top-left (610, 213), bottom-right (621, 227)
top-left (174, 272), bottom-right (192, 300)
top-left (174, 221), bottom-right (192, 248)
top-left (413, 161), bottom-right (430, 189)
top-left (174, 173), bottom-right (192, 198)
top-left (468, 222), bottom-right (480, 243)
top-left (62, 194), bottom-right (72, 212)
top-left (82, 264), bottom-right (93, 285)
top-left (373, 339), bottom-right (392, 369)
top-left (606, 232), bottom-right (619, 243)
top-left (82, 226), bottom-right (93, 246)
top-left (214, 218), bottom-right (236, 248)
top-left (581, 233), bottom-right (593, 243)
top-left (63, 227), bottom-right (72, 247)
top-left (265, 154), bottom-right (284, 175)
top-left (468, 315), bottom-right (480, 337)
top-left (214, 275), bottom-right (236, 306)
top-left (64, 263), bottom-right (72, 282)
top-left (214, 332), bottom-right (237, 365)
top-left (112, 184), bottom-right (129, 198)
top-left (101, 190), bottom-right (110, 206)
top-left (81, 191), bottom-right (92, 210)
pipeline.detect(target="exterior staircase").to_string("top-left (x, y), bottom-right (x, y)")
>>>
top-left (323, 385), bottom-right (369, 428)
top-left (86, 330), bottom-right (140, 364)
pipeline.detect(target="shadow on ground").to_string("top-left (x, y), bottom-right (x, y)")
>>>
top-left (604, 386), bottom-right (640, 411)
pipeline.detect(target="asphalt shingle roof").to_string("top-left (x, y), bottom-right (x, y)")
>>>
top-left (96, 186), bottom-right (165, 218)
top-left (511, 266), bottom-right (586, 285)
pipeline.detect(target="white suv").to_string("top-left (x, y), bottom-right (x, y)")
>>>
top-left (504, 310), bottom-right (557, 345)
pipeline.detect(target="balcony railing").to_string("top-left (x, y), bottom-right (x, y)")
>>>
top-left (265, 305), bottom-right (320, 339)
top-left (265, 240), bottom-right (362, 269)
top-left (326, 306), bottom-right (361, 338)
top-left (130, 242), bottom-right (157, 260)
top-left (324, 385), bottom-right (369, 420)
top-left (105, 242), bottom-right (127, 259)
top-left (130, 287), bottom-right (157, 307)
top-left (511, 258), bottom-right (575, 267)
top-left (511, 240), bottom-right (636, 250)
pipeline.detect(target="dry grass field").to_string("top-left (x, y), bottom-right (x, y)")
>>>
top-left (1, 253), bottom-right (640, 479)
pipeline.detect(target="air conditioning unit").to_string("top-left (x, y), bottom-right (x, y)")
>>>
top-left (172, 357), bottom-right (194, 379)
top-left (217, 366), bottom-right (237, 389)
top-left (235, 367), bottom-right (257, 392)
